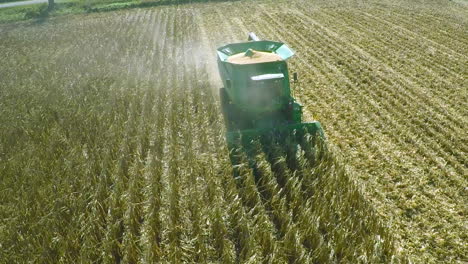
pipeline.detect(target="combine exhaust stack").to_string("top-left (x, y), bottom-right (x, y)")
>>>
top-left (217, 33), bottom-right (324, 147)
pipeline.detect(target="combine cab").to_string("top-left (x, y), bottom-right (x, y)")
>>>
top-left (217, 33), bottom-right (323, 147)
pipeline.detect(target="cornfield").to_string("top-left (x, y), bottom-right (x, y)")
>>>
top-left (0, 0), bottom-right (466, 263)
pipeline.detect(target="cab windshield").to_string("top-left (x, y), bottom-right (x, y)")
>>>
top-left (247, 73), bottom-right (284, 108)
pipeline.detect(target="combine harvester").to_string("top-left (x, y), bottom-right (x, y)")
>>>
top-left (217, 33), bottom-right (323, 148)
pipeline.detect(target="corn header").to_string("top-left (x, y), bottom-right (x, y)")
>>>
top-left (217, 33), bottom-right (323, 147)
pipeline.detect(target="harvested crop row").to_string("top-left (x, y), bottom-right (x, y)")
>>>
top-left (318, 9), bottom-right (467, 116)
top-left (283, 18), bottom-right (468, 186)
top-left (369, 5), bottom-right (468, 54)
top-left (285, 10), bottom-right (466, 148)
top-left (252, 3), bottom-right (461, 182)
top-left (219, 1), bottom-right (467, 262)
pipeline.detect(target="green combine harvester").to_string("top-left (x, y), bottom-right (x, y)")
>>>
top-left (217, 33), bottom-right (323, 147)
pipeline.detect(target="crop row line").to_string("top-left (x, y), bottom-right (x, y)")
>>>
top-left (258, 7), bottom-right (466, 180)
top-left (321, 9), bottom-right (465, 85)
top-left (247, 6), bottom-right (465, 260)
top-left (291, 10), bottom-right (466, 137)
top-left (370, 6), bottom-right (468, 53)
top-left (291, 10), bottom-right (467, 171)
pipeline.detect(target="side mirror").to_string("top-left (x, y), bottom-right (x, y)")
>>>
top-left (293, 72), bottom-right (298, 83)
